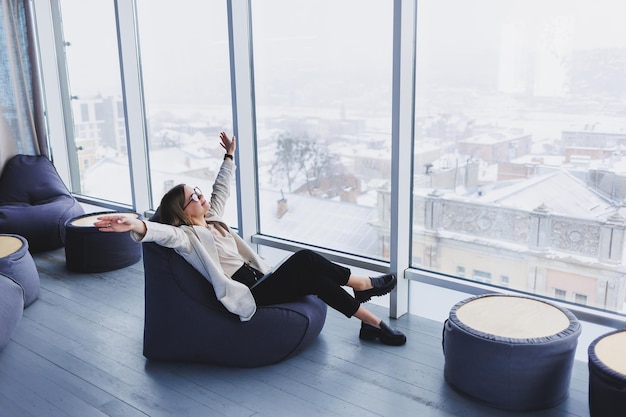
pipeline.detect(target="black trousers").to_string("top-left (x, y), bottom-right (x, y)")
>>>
top-left (236, 249), bottom-right (360, 318)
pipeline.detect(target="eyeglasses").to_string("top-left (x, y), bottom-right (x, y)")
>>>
top-left (182, 187), bottom-right (202, 210)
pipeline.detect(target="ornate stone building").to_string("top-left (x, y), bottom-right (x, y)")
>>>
top-left (411, 170), bottom-right (626, 312)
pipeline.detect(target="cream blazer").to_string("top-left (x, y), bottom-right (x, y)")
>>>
top-left (131, 160), bottom-right (269, 322)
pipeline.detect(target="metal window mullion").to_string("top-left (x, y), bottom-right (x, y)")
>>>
top-left (114, 0), bottom-right (151, 214)
top-left (228, 0), bottom-right (259, 244)
top-left (389, 0), bottom-right (417, 319)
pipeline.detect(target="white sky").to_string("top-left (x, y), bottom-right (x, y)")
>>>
top-left (59, 0), bottom-right (626, 100)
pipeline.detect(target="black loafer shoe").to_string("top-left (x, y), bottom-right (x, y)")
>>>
top-left (359, 321), bottom-right (406, 346)
top-left (354, 273), bottom-right (397, 303)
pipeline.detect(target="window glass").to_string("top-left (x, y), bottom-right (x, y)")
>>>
top-left (135, 0), bottom-right (235, 220)
top-left (412, 0), bottom-right (626, 314)
top-left (251, 0), bottom-right (393, 260)
top-left (500, 275), bottom-right (510, 287)
top-left (473, 270), bottom-right (491, 284)
top-left (59, 0), bottom-right (132, 204)
top-left (574, 293), bottom-right (588, 305)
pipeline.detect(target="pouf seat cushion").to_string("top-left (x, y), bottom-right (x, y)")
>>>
top-left (0, 234), bottom-right (40, 306)
top-left (0, 273), bottom-right (24, 350)
top-left (0, 155), bottom-right (84, 252)
top-left (142, 239), bottom-right (327, 367)
top-left (588, 329), bottom-right (626, 417)
top-left (443, 294), bottom-right (581, 411)
top-left (64, 212), bottom-right (142, 272)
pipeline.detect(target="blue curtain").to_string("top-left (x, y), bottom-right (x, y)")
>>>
top-left (0, 0), bottom-right (46, 168)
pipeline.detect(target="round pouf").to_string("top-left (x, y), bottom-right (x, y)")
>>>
top-left (588, 330), bottom-right (626, 417)
top-left (0, 234), bottom-right (40, 306)
top-left (64, 212), bottom-right (142, 273)
top-left (0, 272), bottom-right (24, 350)
top-left (442, 294), bottom-right (581, 411)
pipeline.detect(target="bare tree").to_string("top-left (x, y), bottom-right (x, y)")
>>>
top-left (269, 132), bottom-right (304, 193)
top-left (270, 131), bottom-right (340, 195)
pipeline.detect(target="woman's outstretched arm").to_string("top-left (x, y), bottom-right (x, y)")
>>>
top-left (94, 214), bottom-right (147, 237)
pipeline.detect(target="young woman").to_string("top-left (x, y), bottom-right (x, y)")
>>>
top-left (95, 132), bottom-right (406, 346)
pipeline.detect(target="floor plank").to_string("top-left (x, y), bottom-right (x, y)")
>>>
top-left (0, 248), bottom-right (592, 417)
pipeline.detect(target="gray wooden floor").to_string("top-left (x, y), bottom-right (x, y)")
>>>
top-left (0, 248), bottom-right (590, 417)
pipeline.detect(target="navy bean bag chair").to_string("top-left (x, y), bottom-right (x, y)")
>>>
top-left (0, 155), bottom-right (84, 252)
top-left (142, 216), bottom-right (327, 367)
top-left (0, 272), bottom-right (24, 350)
top-left (0, 234), bottom-right (40, 351)
top-left (443, 294), bottom-right (581, 411)
top-left (588, 329), bottom-right (626, 417)
top-left (0, 234), bottom-right (39, 307)
top-left (64, 211), bottom-right (142, 272)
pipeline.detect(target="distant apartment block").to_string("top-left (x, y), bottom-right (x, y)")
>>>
top-left (457, 130), bottom-right (532, 164)
top-left (71, 95), bottom-right (126, 173)
top-left (562, 127), bottom-right (626, 149)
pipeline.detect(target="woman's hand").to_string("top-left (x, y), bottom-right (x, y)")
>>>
top-left (219, 131), bottom-right (236, 156)
top-left (94, 214), bottom-right (146, 236)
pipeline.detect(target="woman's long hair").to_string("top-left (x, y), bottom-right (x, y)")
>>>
top-left (156, 183), bottom-right (229, 235)
top-left (158, 184), bottom-right (193, 226)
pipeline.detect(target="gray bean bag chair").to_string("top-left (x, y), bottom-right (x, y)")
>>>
top-left (0, 154), bottom-right (85, 252)
top-left (142, 215), bottom-right (327, 367)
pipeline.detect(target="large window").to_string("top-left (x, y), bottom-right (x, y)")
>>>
top-left (411, 0), bottom-right (626, 314)
top-left (251, 0), bottom-right (394, 260)
top-left (135, 0), bottom-right (236, 220)
top-left (39, 0), bottom-right (626, 322)
top-left (58, 0), bottom-right (132, 204)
